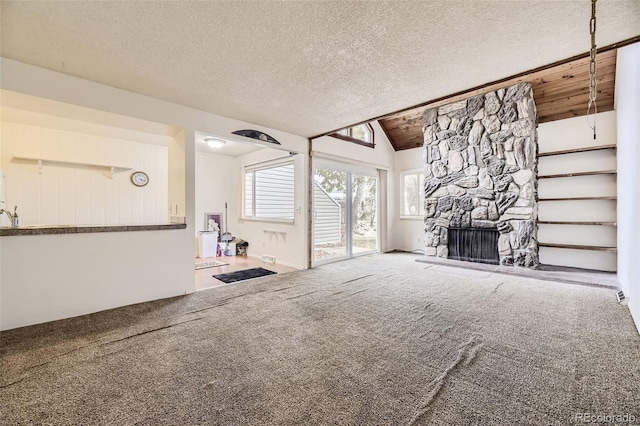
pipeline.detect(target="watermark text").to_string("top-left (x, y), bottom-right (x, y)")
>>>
top-left (573, 413), bottom-right (636, 424)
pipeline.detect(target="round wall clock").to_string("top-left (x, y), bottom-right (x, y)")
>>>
top-left (130, 171), bottom-right (149, 187)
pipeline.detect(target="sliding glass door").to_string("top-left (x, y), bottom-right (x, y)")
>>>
top-left (351, 173), bottom-right (378, 255)
top-left (312, 163), bottom-right (378, 266)
top-left (313, 167), bottom-right (348, 264)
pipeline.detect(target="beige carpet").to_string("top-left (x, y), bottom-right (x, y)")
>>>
top-left (1, 253), bottom-right (639, 425)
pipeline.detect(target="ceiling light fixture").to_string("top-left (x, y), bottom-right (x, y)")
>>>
top-left (204, 137), bottom-right (226, 149)
top-left (231, 129), bottom-right (281, 145)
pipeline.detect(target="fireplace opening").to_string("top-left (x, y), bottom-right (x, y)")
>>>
top-left (447, 228), bottom-right (500, 265)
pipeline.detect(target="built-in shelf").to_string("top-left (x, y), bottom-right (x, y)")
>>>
top-left (13, 156), bottom-right (132, 178)
top-left (538, 170), bottom-right (617, 179)
top-left (536, 144), bottom-right (618, 258)
top-left (538, 196), bottom-right (617, 201)
top-left (538, 220), bottom-right (617, 226)
top-left (538, 144), bottom-right (616, 157)
top-left (539, 243), bottom-right (617, 252)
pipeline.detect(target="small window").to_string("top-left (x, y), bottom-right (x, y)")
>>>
top-left (243, 161), bottom-right (295, 221)
top-left (330, 123), bottom-right (374, 147)
top-left (400, 170), bottom-right (425, 217)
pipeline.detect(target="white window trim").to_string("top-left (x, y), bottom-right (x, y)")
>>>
top-left (329, 123), bottom-right (375, 147)
top-left (399, 168), bottom-right (425, 219)
top-left (240, 217), bottom-right (295, 225)
top-left (243, 159), bottom-right (296, 223)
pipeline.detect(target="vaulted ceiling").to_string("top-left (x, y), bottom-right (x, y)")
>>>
top-left (1, 1), bottom-right (639, 139)
top-left (379, 49), bottom-right (618, 151)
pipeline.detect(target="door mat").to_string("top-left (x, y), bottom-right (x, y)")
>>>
top-left (213, 267), bottom-right (276, 283)
top-left (195, 260), bottom-right (228, 270)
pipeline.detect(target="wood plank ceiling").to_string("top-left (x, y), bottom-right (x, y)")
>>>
top-left (379, 49), bottom-right (617, 151)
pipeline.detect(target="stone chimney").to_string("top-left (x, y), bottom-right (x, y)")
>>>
top-left (422, 82), bottom-right (539, 267)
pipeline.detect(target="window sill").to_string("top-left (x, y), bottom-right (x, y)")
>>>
top-left (240, 217), bottom-right (295, 225)
top-left (328, 133), bottom-right (375, 148)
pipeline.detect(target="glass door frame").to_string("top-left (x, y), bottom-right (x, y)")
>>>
top-left (312, 160), bottom-right (379, 267)
top-left (350, 170), bottom-right (379, 259)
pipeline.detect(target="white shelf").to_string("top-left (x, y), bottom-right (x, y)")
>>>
top-left (537, 144), bottom-right (616, 157)
top-left (13, 156), bottom-right (132, 178)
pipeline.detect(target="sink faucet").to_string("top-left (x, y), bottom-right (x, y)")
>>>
top-left (0, 206), bottom-right (19, 227)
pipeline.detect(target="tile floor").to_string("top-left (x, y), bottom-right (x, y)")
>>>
top-left (195, 255), bottom-right (298, 290)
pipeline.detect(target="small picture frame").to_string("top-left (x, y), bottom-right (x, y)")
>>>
top-left (204, 212), bottom-right (223, 238)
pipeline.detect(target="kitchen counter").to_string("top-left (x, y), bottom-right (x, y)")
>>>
top-left (0, 223), bottom-right (187, 236)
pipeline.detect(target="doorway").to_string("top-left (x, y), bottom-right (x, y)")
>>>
top-left (312, 162), bottom-right (378, 266)
top-left (194, 131), bottom-right (300, 290)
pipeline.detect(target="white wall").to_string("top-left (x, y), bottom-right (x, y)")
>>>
top-left (392, 147), bottom-right (425, 252)
top-left (312, 122), bottom-right (395, 168)
top-left (1, 120), bottom-right (169, 226)
top-left (0, 230), bottom-right (189, 330)
top-left (195, 151), bottom-right (238, 250)
top-left (235, 148), bottom-right (308, 269)
top-left (312, 121), bottom-right (395, 252)
top-left (537, 111), bottom-right (617, 271)
top-left (168, 129), bottom-right (186, 219)
top-left (616, 43), bottom-right (640, 333)
top-left (0, 58), bottom-right (309, 330)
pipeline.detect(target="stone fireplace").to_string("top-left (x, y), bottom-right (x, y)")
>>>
top-left (422, 82), bottom-right (539, 268)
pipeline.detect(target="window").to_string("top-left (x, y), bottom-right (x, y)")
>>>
top-left (244, 161), bottom-right (295, 221)
top-left (400, 170), bottom-right (425, 217)
top-left (330, 123), bottom-right (374, 147)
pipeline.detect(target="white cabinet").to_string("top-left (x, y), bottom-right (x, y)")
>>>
top-left (197, 231), bottom-right (218, 258)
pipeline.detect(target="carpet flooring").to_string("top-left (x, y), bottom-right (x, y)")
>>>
top-left (213, 267), bottom-right (276, 283)
top-left (1, 253), bottom-right (639, 425)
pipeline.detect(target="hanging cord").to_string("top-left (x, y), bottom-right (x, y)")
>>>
top-left (587, 0), bottom-right (598, 140)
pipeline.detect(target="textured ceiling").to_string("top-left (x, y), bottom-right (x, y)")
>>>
top-left (1, 1), bottom-right (639, 138)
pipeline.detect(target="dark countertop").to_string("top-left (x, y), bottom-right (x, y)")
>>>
top-left (0, 223), bottom-right (187, 236)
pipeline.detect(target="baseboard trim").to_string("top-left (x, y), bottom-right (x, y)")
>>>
top-left (629, 299), bottom-right (640, 337)
top-left (246, 253), bottom-right (304, 270)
